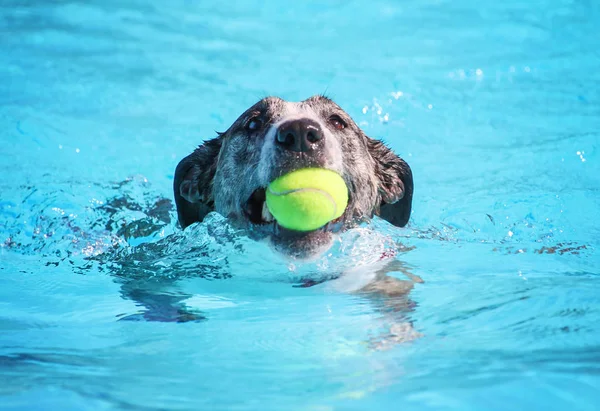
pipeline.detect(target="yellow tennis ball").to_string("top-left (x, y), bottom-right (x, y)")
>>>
top-left (266, 168), bottom-right (348, 232)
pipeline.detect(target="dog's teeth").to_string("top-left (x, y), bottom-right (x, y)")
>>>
top-left (261, 202), bottom-right (273, 222)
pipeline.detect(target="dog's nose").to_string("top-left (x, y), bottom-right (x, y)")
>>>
top-left (276, 119), bottom-right (323, 152)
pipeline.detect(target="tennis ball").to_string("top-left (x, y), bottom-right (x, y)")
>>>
top-left (265, 168), bottom-right (348, 232)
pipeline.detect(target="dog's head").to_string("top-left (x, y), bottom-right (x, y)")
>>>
top-left (174, 95), bottom-right (413, 256)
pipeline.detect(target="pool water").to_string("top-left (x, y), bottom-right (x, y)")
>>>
top-left (1, 1), bottom-right (599, 410)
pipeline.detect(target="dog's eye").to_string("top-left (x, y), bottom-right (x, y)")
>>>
top-left (329, 115), bottom-right (346, 130)
top-left (246, 117), bottom-right (263, 131)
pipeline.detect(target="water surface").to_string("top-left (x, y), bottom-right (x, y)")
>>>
top-left (1, 1), bottom-right (599, 410)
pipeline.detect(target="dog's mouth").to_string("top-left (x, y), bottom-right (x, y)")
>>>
top-left (243, 187), bottom-right (346, 236)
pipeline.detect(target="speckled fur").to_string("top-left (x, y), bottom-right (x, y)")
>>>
top-left (174, 95), bottom-right (413, 243)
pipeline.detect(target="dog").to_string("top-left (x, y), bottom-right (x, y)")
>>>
top-left (78, 95), bottom-right (419, 338)
top-left (173, 95), bottom-right (413, 259)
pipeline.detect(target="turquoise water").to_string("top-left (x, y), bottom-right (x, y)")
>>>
top-left (1, 1), bottom-right (599, 409)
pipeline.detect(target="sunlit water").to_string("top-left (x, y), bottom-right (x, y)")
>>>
top-left (1, 1), bottom-right (599, 410)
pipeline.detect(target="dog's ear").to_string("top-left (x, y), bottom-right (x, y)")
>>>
top-left (367, 138), bottom-right (413, 227)
top-left (173, 137), bottom-right (222, 229)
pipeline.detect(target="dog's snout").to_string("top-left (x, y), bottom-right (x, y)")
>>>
top-left (276, 119), bottom-right (323, 152)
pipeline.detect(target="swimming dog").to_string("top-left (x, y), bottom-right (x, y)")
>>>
top-left (173, 95), bottom-right (413, 259)
top-left (113, 96), bottom-right (418, 334)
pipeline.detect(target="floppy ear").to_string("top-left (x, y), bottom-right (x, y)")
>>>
top-left (367, 138), bottom-right (413, 227)
top-left (173, 137), bottom-right (222, 229)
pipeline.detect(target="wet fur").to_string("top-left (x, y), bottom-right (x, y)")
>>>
top-left (174, 95), bottom-right (413, 255)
